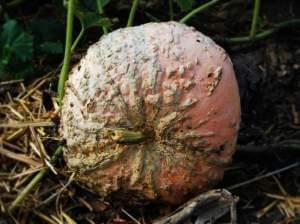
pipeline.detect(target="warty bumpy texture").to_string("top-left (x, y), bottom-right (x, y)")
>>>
top-left (61, 22), bottom-right (241, 205)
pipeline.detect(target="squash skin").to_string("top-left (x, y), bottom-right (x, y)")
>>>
top-left (60, 22), bottom-right (241, 205)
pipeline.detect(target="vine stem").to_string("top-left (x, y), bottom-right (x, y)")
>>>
top-left (179, 0), bottom-right (221, 24)
top-left (223, 19), bottom-right (300, 44)
top-left (8, 147), bottom-right (63, 212)
top-left (71, 18), bottom-right (84, 53)
top-left (6, 0), bottom-right (25, 8)
top-left (127, 0), bottom-right (139, 27)
top-left (97, 0), bottom-right (108, 34)
top-left (72, 0), bottom-right (109, 53)
top-left (250, 0), bottom-right (261, 37)
top-left (57, 0), bottom-right (75, 105)
top-left (8, 0), bottom-right (76, 212)
top-left (169, 0), bottom-right (174, 20)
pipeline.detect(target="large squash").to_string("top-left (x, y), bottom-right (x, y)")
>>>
top-left (60, 22), bottom-right (241, 205)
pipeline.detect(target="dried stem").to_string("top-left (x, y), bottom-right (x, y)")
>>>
top-left (236, 140), bottom-right (300, 154)
top-left (111, 129), bottom-right (146, 143)
top-left (227, 162), bottom-right (300, 190)
top-left (0, 79), bottom-right (23, 86)
top-left (0, 121), bottom-right (54, 128)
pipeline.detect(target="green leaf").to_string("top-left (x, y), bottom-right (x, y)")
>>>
top-left (0, 19), bottom-right (33, 79)
top-left (1, 20), bottom-right (21, 45)
top-left (175, 0), bottom-right (195, 11)
top-left (81, 13), bottom-right (111, 29)
top-left (85, 0), bottom-right (111, 11)
top-left (11, 32), bottom-right (33, 61)
top-left (63, 0), bottom-right (112, 52)
top-left (72, 0), bottom-right (111, 29)
top-left (73, 0), bottom-right (89, 18)
top-left (0, 19), bottom-right (33, 62)
top-left (99, 0), bottom-right (110, 8)
top-left (39, 41), bottom-right (63, 55)
top-left (30, 19), bottom-right (64, 42)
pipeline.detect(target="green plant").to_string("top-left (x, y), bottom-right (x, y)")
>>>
top-left (175, 0), bottom-right (195, 11)
top-left (97, 0), bottom-right (109, 34)
top-left (69, 0), bottom-right (112, 51)
top-left (0, 17), bottom-right (67, 80)
top-left (250, 0), bottom-right (261, 37)
top-left (223, 19), bottom-right (300, 43)
top-left (30, 19), bottom-right (65, 55)
top-left (179, 0), bottom-right (220, 23)
top-left (0, 19), bottom-right (33, 79)
top-left (127, 0), bottom-right (139, 27)
top-left (1, 0), bottom-right (112, 81)
top-left (8, 0), bottom-right (76, 211)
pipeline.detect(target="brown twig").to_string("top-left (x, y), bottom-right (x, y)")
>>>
top-left (227, 162), bottom-right (300, 190)
top-left (236, 140), bottom-right (300, 154)
top-left (0, 121), bottom-right (55, 128)
top-left (0, 146), bottom-right (42, 167)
